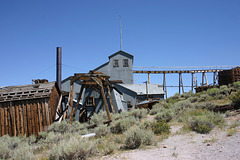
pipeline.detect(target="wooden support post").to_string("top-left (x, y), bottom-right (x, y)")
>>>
top-left (193, 73), bottom-right (197, 88)
top-left (92, 77), bottom-right (111, 121)
top-left (202, 72), bottom-right (204, 86)
top-left (54, 94), bottom-right (63, 121)
top-left (148, 73), bottom-right (150, 84)
top-left (73, 85), bottom-right (85, 119)
top-left (179, 73), bottom-right (181, 94)
top-left (181, 73), bottom-right (184, 93)
top-left (69, 83), bottom-right (74, 124)
top-left (163, 73), bottom-right (167, 99)
top-left (107, 85), bottom-right (115, 113)
top-left (204, 72), bottom-right (208, 86)
top-left (213, 72), bottom-right (217, 85)
top-left (63, 90), bottom-right (71, 121)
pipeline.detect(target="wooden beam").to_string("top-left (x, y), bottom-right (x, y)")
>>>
top-left (69, 84), bottom-right (74, 124)
top-left (107, 85), bottom-right (115, 113)
top-left (54, 94), bottom-right (63, 120)
top-left (148, 73), bottom-right (150, 84)
top-left (92, 77), bottom-right (111, 121)
top-left (163, 73), bottom-right (167, 99)
top-left (205, 72), bottom-right (208, 85)
top-left (0, 106), bottom-right (4, 136)
top-left (73, 85), bottom-right (85, 119)
top-left (62, 91), bottom-right (71, 121)
top-left (133, 69), bottom-right (223, 74)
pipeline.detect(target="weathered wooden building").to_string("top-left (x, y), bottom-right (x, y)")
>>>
top-left (0, 82), bottom-right (61, 137)
top-left (62, 50), bottom-right (164, 114)
top-left (218, 67), bottom-right (240, 86)
top-left (94, 50), bottom-right (134, 84)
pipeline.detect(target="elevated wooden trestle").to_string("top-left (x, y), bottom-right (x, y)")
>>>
top-left (133, 65), bottom-right (238, 99)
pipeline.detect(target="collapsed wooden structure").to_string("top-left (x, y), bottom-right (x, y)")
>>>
top-left (62, 71), bottom-right (116, 124)
top-left (0, 82), bottom-right (61, 137)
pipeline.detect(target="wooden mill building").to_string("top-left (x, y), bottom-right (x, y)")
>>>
top-left (0, 81), bottom-right (61, 137)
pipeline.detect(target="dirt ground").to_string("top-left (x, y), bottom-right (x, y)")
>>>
top-left (101, 114), bottom-right (240, 160)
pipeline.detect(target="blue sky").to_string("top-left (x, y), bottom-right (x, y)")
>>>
top-left (0, 0), bottom-right (239, 96)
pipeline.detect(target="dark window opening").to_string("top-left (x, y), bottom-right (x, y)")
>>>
top-left (86, 97), bottom-right (95, 106)
top-left (113, 59), bottom-right (119, 67)
top-left (123, 59), bottom-right (129, 67)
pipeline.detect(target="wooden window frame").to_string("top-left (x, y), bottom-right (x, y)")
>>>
top-left (113, 59), bottom-right (119, 67)
top-left (123, 59), bottom-right (129, 67)
top-left (85, 97), bottom-right (95, 107)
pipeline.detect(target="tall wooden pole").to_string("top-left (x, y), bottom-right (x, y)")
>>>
top-left (163, 73), bottom-right (167, 99)
top-left (179, 73), bottom-right (181, 94)
top-left (191, 73), bottom-right (194, 91)
top-left (148, 73), bottom-right (151, 84)
top-left (69, 83), bottom-right (74, 124)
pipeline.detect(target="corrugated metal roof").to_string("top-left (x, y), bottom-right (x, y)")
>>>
top-left (118, 83), bottom-right (164, 95)
top-left (0, 82), bottom-right (56, 102)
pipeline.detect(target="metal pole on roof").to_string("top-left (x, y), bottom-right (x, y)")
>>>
top-left (57, 47), bottom-right (62, 89)
top-left (120, 15), bottom-right (122, 51)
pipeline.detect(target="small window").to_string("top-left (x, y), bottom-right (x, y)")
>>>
top-left (113, 59), bottom-right (119, 67)
top-left (123, 59), bottom-right (129, 67)
top-left (127, 101), bottom-right (132, 108)
top-left (85, 97), bottom-right (95, 106)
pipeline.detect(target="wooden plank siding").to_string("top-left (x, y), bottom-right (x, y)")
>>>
top-left (0, 84), bottom-right (61, 137)
top-left (48, 86), bottom-right (60, 123)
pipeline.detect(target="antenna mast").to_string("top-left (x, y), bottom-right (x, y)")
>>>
top-left (120, 15), bottom-right (122, 51)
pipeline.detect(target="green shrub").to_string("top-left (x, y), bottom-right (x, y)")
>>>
top-left (189, 117), bottom-right (214, 134)
top-left (189, 96), bottom-right (199, 103)
top-left (225, 110), bottom-right (232, 117)
top-left (155, 109), bottom-right (174, 122)
top-left (229, 91), bottom-right (240, 109)
top-left (95, 124), bottom-right (110, 138)
top-left (229, 120), bottom-right (240, 129)
top-left (142, 130), bottom-right (155, 145)
top-left (226, 128), bottom-right (238, 136)
top-left (48, 121), bottom-right (70, 134)
top-left (71, 121), bottom-right (88, 135)
top-left (207, 88), bottom-right (220, 96)
top-left (110, 111), bottom-right (130, 121)
top-left (233, 81), bottom-right (240, 89)
top-left (0, 135), bottom-right (25, 159)
top-left (50, 136), bottom-right (97, 160)
top-left (198, 94), bottom-right (209, 102)
top-left (220, 85), bottom-right (229, 95)
top-left (0, 135), bottom-right (12, 159)
top-left (180, 91), bottom-right (194, 99)
top-left (124, 127), bottom-right (143, 149)
top-left (152, 120), bottom-right (170, 135)
top-left (38, 131), bottom-right (48, 140)
top-left (195, 102), bottom-right (215, 111)
top-left (130, 108), bottom-right (148, 120)
top-left (215, 94), bottom-right (225, 99)
top-left (41, 132), bottom-right (63, 145)
top-left (28, 135), bottom-right (36, 144)
top-left (110, 116), bottom-right (136, 134)
top-left (91, 111), bottom-right (108, 125)
top-left (101, 141), bottom-right (116, 155)
top-left (149, 106), bottom-right (162, 115)
top-left (140, 120), bottom-right (153, 130)
top-left (10, 142), bottom-right (35, 160)
top-left (174, 99), bottom-right (193, 114)
top-left (172, 93), bottom-right (180, 99)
